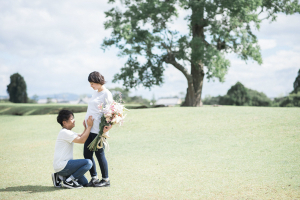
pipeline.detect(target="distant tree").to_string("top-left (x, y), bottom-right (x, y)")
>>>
top-left (202, 95), bottom-right (221, 105)
top-left (129, 95), bottom-right (150, 105)
top-left (292, 69), bottom-right (300, 94)
top-left (277, 93), bottom-right (300, 107)
top-left (272, 69), bottom-right (300, 107)
top-left (220, 82), bottom-right (249, 106)
top-left (7, 73), bottom-right (28, 103)
top-left (46, 97), bottom-right (52, 104)
top-left (215, 82), bottom-right (272, 106)
top-left (109, 87), bottom-right (151, 105)
top-left (110, 87), bottom-right (130, 103)
top-left (27, 95), bottom-right (38, 103)
top-left (32, 94), bottom-right (39, 102)
top-left (102, 0), bottom-right (300, 107)
top-left (248, 89), bottom-right (272, 106)
top-left (150, 93), bottom-right (156, 105)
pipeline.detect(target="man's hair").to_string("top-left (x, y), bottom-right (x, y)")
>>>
top-left (57, 110), bottom-right (74, 127)
top-left (88, 71), bottom-right (106, 85)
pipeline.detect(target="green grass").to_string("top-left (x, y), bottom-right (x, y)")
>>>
top-left (0, 106), bottom-right (299, 199)
top-left (0, 103), bottom-right (149, 116)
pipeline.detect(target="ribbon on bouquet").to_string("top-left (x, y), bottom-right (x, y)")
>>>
top-left (97, 132), bottom-right (110, 151)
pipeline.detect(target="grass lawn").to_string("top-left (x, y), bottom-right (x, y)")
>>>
top-left (0, 106), bottom-right (299, 199)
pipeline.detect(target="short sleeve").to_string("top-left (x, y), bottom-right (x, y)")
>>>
top-left (61, 129), bottom-right (78, 143)
top-left (106, 91), bottom-right (114, 104)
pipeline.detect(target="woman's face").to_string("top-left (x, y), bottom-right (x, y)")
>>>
top-left (90, 82), bottom-right (102, 90)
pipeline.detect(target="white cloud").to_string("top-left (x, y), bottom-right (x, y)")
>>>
top-left (254, 13), bottom-right (300, 48)
top-left (258, 39), bottom-right (277, 50)
top-left (263, 50), bottom-right (300, 71)
top-left (0, 1), bottom-right (299, 101)
top-left (203, 48), bottom-right (300, 98)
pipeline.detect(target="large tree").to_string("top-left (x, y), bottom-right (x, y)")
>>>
top-left (102, 0), bottom-right (300, 106)
top-left (7, 73), bottom-right (28, 103)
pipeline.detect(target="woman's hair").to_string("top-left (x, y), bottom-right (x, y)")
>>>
top-left (88, 71), bottom-right (106, 85)
top-left (57, 110), bottom-right (74, 127)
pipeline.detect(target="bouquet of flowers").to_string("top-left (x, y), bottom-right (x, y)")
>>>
top-left (88, 99), bottom-right (128, 152)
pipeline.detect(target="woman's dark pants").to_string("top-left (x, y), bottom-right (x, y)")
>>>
top-left (83, 133), bottom-right (109, 179)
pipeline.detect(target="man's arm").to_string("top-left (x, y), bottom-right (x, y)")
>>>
top-left (73, 116), bottom-right (93, 144)
top-left (78, 120), bottom-right (88, 137)
top-left (73, 117), bottom-right (112, 144)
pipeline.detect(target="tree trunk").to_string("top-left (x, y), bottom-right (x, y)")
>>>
top-left (181, 3), bottom-right (205, 107)
top-left (182, 64), bottom-right (204, 107)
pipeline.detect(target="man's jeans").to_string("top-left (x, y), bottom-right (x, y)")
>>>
top-left (57, 159), bottom-right (92, 186)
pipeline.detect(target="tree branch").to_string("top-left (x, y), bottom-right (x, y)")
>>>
top-left (258, 7), bottom-right (264, 15)
top-left (258, 9), bottom-right (276, 21)
top-left (161, 43), bottom-right (193, 83)
top-left (216, 37), bottom-right (226, 50)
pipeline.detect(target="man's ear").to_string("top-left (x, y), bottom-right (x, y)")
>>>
top-left (62, 120), bottom-right (67, 127)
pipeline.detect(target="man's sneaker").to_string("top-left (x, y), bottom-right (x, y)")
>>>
top-left (61, 179), bottom-right (83, 189)
top-left (94, 179), bottom-right (110, 187)
top-left (85, 177), bottom-right (100, 187)
top-left (51, 173), bottom-right (62, 188)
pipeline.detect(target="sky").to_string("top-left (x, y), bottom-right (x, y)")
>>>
top-left (0, 0), bottom-right (299, 100)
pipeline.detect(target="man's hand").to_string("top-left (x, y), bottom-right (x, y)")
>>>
top-left (73, 116), bottom-right (94, 144)
top-left (83, 119), bottom-right (87, 129)
top-left (87, 116), bottom-right (94, 127)
top-left (103, 124), bottom-right (112, 133)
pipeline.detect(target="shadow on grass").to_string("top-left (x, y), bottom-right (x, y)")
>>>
top-left (0, 185), bottom-right (58, 193)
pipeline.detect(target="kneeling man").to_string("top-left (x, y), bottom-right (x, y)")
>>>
top-left (52, 110), bottom-right (111, 189)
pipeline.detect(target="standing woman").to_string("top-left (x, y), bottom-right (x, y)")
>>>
top-left (83, 71), bottom-right (113, 187)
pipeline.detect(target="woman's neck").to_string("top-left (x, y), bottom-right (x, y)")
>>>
top-left (98, 86), bottom-right (104, 92)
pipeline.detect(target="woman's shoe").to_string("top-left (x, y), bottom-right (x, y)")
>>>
top-left (94, 179), bottom-right (110, 187)
top-left (85, 177), bottom-right (100, 187)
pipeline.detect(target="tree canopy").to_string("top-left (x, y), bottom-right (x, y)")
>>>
top-left (102, 0), bottom-right (300, 106)
top-left (7, 73), bottom-right (28, 103)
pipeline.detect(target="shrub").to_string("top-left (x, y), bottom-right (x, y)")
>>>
top-left (219, 95), bottom-right (233, 105)
top-left (202, 95), bottom-right (221, 105)
top-left (209, 82), bottom-right (272, 107)
top-left (278, 92), bottom-right (300, 107)
top-left (248, 89), bottom-right (272, 106)
top-left (219, 82), bottom-right (250, 106)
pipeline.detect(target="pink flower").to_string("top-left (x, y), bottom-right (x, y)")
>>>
top-left (98, 103), bottom-right (103, 110)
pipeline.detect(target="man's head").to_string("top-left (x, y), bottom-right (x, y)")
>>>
top-left (57, 110), bottom-right (75, 130)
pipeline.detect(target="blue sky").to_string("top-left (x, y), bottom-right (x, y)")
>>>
top-left (0, 1), bottom-right (299, 100)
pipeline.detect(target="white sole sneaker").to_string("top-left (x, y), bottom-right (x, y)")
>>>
top-left (61, 181), bottom-right (83, 189)
top-left (51, 173), bottom-right (62, 188)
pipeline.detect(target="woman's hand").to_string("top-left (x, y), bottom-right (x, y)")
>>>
top-left (103, 124), bottom-right (112, 133)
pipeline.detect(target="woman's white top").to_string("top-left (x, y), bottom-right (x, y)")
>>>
top-left (85, 86), bottom-right (113, 134)
top-left (53, 128), bottom-right (78, 172)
